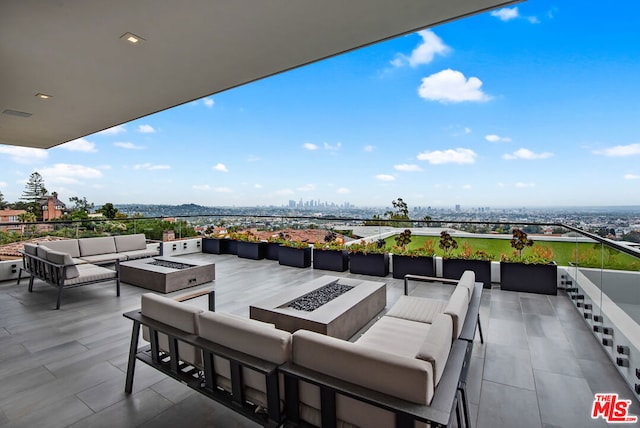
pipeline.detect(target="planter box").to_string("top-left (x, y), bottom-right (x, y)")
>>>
top-left (278, 246), bottom-right (311, 268)
top-left (392, 255), bottom-right (435, 279)
top-left (500, 262), bottom-right (557, 295)
top-left (349, 253), bottom-right (389, 277)
top-left (265, 242), bottom-right (280, 260)
top-left (236, 241), bottom-right (267, 260)
top-left (443, 258), bottom-right (492, 289)
top-left (202, 237), bottom-right (231, 254)
top-left (313, 249), bottom-right (348, 272)
top-left (227, 239), bottom-right (238, 255)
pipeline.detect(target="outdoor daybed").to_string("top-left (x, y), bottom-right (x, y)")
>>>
top-left (123, 271), bottom-right (482, 427)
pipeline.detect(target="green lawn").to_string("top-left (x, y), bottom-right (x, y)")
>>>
top-left (385, 235), bottom-right (640, 272)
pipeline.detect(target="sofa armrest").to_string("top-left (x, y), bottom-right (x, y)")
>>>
top-left (459, 282), bottom-right (483, 343)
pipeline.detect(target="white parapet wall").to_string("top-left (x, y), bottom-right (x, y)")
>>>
top-left (160, 237), bottom-right (203, 256)
top-left (0, 259), bottom-right (24, 282)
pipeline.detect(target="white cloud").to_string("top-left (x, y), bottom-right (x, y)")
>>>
top-left (464, 127), bottom-right (472, 134)
top-left (364, 145), bottom-right (375, 152)
top-left (97, 165), bottom-right (112, 170)
top-left (193, 184), bottom-right (211, 191)
top-left (392, 30), bottom-right (449, 67)
top-left (98, 125), bottom-right (126, 135)
top-left (624, 174), bottom-right (640, 180)
top-left (0, 145), bottom-right (48, 164)
top-left (297, 184), bottom-right (316, 191)
top-left (303, 143), bottom-right (319, 150)
top-left (138, 124), bottom-right (155, 133)
top-left (375, 174), bottom-right (395, 181)
top-left (337, 187), bottom-right (350, 194)
top-left (276, 189), bottom-right (294, 196)
top-left (247, 155), bottom-right (260, 162)
top-left (133, 163), bottom-right (171, 170)
top-left (40, 163), bottom-right (103, 184)
top-left (503, 148), bottom-right (553, 160)
top-left (491, 7), bottom-right (519, 21)
top-left (0, 181), bottom-right (7, 188)
top-left (254, 184), bottom-right (263, 189)
top-left (214, 187), bottom-right (232, 193)
top-left (417, 148), bottom-right (477, 164)
top-left (213, 163), bottom-right (229, 172)
top-left (203, 98), bottom-right (215, 108)
top-left (418, 69), bottom-right (491, 103)
top-left (485, 134), bottom-right (512, 143)
top-left (394, 164), bottom-right (423, 172)
top-left (60, 138), bottom-right (97, 152)
top-left (528, 16), bottom-right (540, 24)
top-left (593, 143), bottom-right (640, 157)
top-left (497, 182), bottom-right (505, 187)
top-left (323, 142), bottom-right (341, 151)
top-left (462, 184), bottom-right (472, 190)
top-left (515, 182), bottom-right (536, 188)
top-left (114, 142), bottom-right (145, 150)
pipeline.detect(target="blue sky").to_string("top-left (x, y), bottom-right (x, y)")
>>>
top-left (1, 1), bottom-right (640, 209)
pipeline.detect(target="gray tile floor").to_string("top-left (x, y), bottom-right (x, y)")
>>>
top-left (1, 253), bottom-right (638, 427)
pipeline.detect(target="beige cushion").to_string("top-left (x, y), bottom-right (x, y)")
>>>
top-left (444, 286), bottom-right (469, 340)
top-left (40, 239), bottom-right (80, 258)
top-left (292, 329), bottom-right (433, 405)
top-left (385, 295), bottom-right (447, 324)
top-left (458, 270), bottom-right (475, 299)
top-left (141, 293), bottom-right (204, 367)
top-left (78, 236), bottom-right (117, 257)
top-left (356, 315), bottom-right (432, 358)
top-left (114, 234), bottom-right (147, 252)
top-left (45, 250), bottom-right (80, 279)
top-left (64, 264), bottom-right (117, 285)
top-left (23, 243), bottom-right (38, 256)
top-left (416, 313), bottom-right (453, 387)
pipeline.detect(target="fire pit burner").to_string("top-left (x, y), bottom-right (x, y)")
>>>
top-left (288, 282), bottom-right (354, 311)
top-left (147, 259), bottom-right (195, 270)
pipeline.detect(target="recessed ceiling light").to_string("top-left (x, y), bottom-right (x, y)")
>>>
top-left (36, 93), bottom-right (52, 99)
top-left (120, 32), bottom-right (145, 45)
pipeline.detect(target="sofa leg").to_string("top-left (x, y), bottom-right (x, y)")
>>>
top-left (17, 268), bottom-right (23, 285)
top-left (28, 276), bottom-right (35, 292)
top-left (459, 384), bottom-right (471, 428)
top-left (55, 284), bottom-right (64, 310)
top-left (477, 314), bottom-right (484, 344)
top-left (116, 278), bottom-right (121, 297)
top-left (125, 321), bottom-right (141, 394)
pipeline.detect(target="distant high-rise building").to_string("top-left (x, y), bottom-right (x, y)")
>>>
top-left (455, 204), bottom-right (461, 212)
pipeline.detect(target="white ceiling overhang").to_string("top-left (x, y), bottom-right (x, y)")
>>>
top-left (0, 0), bottom-right (520, 149)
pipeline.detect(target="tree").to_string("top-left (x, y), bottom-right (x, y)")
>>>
top-left (69, 196), bottom-right (94, 213)
top-left (0, 190), bottom-right (7, 210)
top-left (20, 172), bottom-right (48, 220)
top-left (622, 231), bottom-right (640, 243)
top-left (98, 202), bottom-right (119, 219)
top-left (18, 212), bottom-right (36, 223)
top-left (384, 197), bottom-right (411, 227)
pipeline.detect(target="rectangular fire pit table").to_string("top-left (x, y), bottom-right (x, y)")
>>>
top-left (120, 256), bottom-right (215, 293)
top-left (249, 275), bottom-right (386, 340)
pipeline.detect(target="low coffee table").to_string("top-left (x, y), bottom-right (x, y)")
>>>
top-left (249, 275), bottom-right (386, 340)
top-left (120, 256), bottom-right (215, 293)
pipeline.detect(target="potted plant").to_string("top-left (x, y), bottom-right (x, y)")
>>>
top-left (278, 239), bottom-right (311, 268)
top-left (500, 229), bottom-right (557, 295)
top-left (348, 239), bottom-right (389, 277)
top-left (313, 231), bottom-right (348, 272)
top-left (235, 231), bottom-right (267, 260)
top-left (265, 231), bottom-right (289, 260)
top-left (391, 230), bottom-right (435, 279)
top-left (202, 231), bottom-right (232, 254)
top-left (442, 237), bottom-right (493, 289)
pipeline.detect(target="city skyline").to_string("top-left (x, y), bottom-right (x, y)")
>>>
top-left (1, 1), bottom-right (639, 208)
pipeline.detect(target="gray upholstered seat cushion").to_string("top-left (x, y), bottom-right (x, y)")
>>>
top-left (355, 315), bottom-right (432, 357)
top-left (385, 295), bottom-right (448, 324)
top-left (118, 249), bottom-right (159, 260)
top-left (64, 264), bottom-right (116, 285)
top-left (78, 253), bottom-right (127, 263)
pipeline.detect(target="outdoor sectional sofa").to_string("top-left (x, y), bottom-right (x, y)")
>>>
top-left (124, 271), bottom-right (481, 427)
top-left (19, 234), bottom-right (159, 309)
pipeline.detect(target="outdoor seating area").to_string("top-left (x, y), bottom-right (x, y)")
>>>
top-left (1, 251), bottom-right (638, 427)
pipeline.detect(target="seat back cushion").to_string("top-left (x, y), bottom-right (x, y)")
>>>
top-left (444, 286), bottom-right (469, 340)
top-left (40, 240), bottom-right (81, 258)
top-left (458, 270), bottom-right (476, 300)
top-left (78, 236), bottom-right (117, 257)
top-left (198, 312), bottom-right (291, 364)
top-left (415, 313), bottom-right (453, 387)
top-left (141, 293), bottom-right (203, 366)
top-left (292, 329), bottom-right (433, 405)
top-left (23, 243), bottom-right (39, 256)
top-left (114, 234), bottom-right (147, 252)
top-left (45, 250), bottom-right (80, 279)
top-left (36, 245), bottom-right (51, 260)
